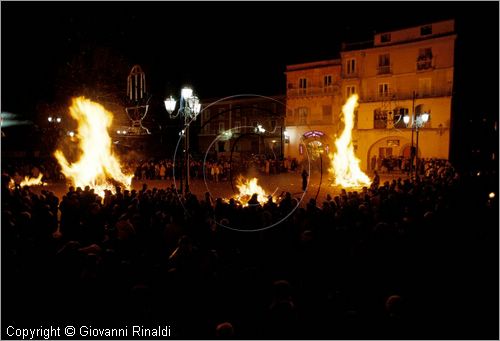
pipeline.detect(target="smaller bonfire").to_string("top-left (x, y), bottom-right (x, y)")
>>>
top-left (9, 173), bottom-right (47, 189)
top-left (232, 176), bottom-right (273, 206)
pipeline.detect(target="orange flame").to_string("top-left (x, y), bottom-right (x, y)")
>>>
top-left (9, 173), bottom-right (47, 189)
top-left (330, 94), bottom-right (371, 188)
top-left (54, 97), bottom-right (133, 196)
top-left (234, 177), bottom-right (271, 206)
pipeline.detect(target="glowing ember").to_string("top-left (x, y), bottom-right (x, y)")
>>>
top-left (234, 177), bottom-right (270, 206)
top-left (329, 94), bottom-right (371, 188)
top-left (54, 97), bottom-right (133, 196)
top-left (9, 173), bottom-right (47, 189)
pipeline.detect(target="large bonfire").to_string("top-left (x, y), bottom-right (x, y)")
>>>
top-left (329, 94), bottom-right (372, 188)
top-left (54, 97), bottom-right (133, 196)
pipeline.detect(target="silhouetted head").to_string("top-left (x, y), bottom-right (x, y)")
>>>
top-left (215, 322), bottom-right (234, 338)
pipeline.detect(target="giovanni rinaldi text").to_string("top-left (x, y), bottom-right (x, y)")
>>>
top-left (6, 325), bottom-right (172, 339)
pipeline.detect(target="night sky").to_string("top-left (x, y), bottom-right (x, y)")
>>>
top-left (1, 2), bottom-right (499, 169)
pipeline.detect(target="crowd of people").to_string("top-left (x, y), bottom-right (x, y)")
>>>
top-left (4, 156), bottom-right (449, 188)
top-left (3, 156), bottom-right (300, 185)
top-left (0, 156), bottom-right (301, 184)
top-left (369, 155), bottom-right (447, 175)
top-left (130, 156), bottom-right (300, 182)
top-left (2, 158), bottom-right (497, 339)
top-left (3, 158), bottom-right (64, 183)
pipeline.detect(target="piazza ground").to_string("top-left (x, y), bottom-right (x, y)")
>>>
top-left (31, 171), bottom-right (402, 205)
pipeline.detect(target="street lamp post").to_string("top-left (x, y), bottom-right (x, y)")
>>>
top-left (283, 129), bottom-right (290, 159)
top-left (280, 125), bottom-right (284, 160)
top-left (164, 87), bottom-right (201, 194)
top-left (404, 101), bottom-right (429, 180)
top-left (409, 91), bottom-right (416, 179)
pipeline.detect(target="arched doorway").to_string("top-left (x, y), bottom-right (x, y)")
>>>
top-left (299, 130), bottom-right (331, 171)
top-left (367, 136), bottom-right (411, 172)
top-left (306, 140), bottom-right (325, 159)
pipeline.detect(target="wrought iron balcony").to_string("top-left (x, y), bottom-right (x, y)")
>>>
top-left (417, 59), bottom-right (433, 71)
top-left (360, 88), bottom-right (452, 102)
top-left (287, 86), bottom-right (337, 98)
top-left (377, 65), bottom-right (392, 75)
top-left (342, 71), bottom-right (359, 79)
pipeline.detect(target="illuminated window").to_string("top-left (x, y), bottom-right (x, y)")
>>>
top-left (324, 75), bottom-right (332, 86)
top-left (378, 54), bottom-right (391, 74)
top-left (324, 75), bottom-right (333, 92)
top-left (299, 78), bottom-right (307, 94)
top-left (417, 48), bottom-right (433, 70)
top-left (393, 108), bottom-right (409, 128)
top-left (419, 48), bottom-right (433, 59)
top-left (379, 147), bottom-right (392, 157)
top-left (346, 58), bottom-right (356, 74)
top-left (218, 122), bottom-right (225, 133)
top-left (378, 83), bottom-right (390, 97)
top-left (374, 109), bottom-right (388, 129)
top-left (379, 54), bottom-right (390, 66)
top-left (387, 139), bottom-right (400, 147)
top-left (346, 85), bottom-right (356, 98)
top-left (298, 107), bottom-right (308, 125)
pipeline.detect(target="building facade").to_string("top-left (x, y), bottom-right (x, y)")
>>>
top-left (285, 20), bottom-right (456, 171)
top-left (284, 59), bottom-right (343, 165)
top-left (197, 95), bottom-right (285, 160)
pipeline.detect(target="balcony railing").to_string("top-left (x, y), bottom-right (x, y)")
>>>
top-left (377, 65), bottom-right (392, 75)
top-left (360, 88), bottom-right (452, 102)
top-left (372, 118), bottom-right (430, 130)
top-left (285, 116), bottom-right (336, 126)
top-left (374, 119), bottom-right (388, 129)
top-left (417, 59), bottom-right (433, 71)
top-left (342, 71), bottom-right (359, 79)
top-left (287, 86), bottom-right (337, 98)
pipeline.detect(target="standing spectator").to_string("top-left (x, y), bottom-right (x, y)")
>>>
top-left (284, 158), bottom-right (290, 173)
top-left (371, 155), bottom-right (377, 171)
top-left (301, 169), bottom-right (309, 191)
top-left (377, 156), bottom-right (383, 172)
top-left (214, 163), bottom-right (220, 183)
top-left (160, 163), bottom-right (166, 180)
top-left (373, 170), bottom-right (380, 188)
